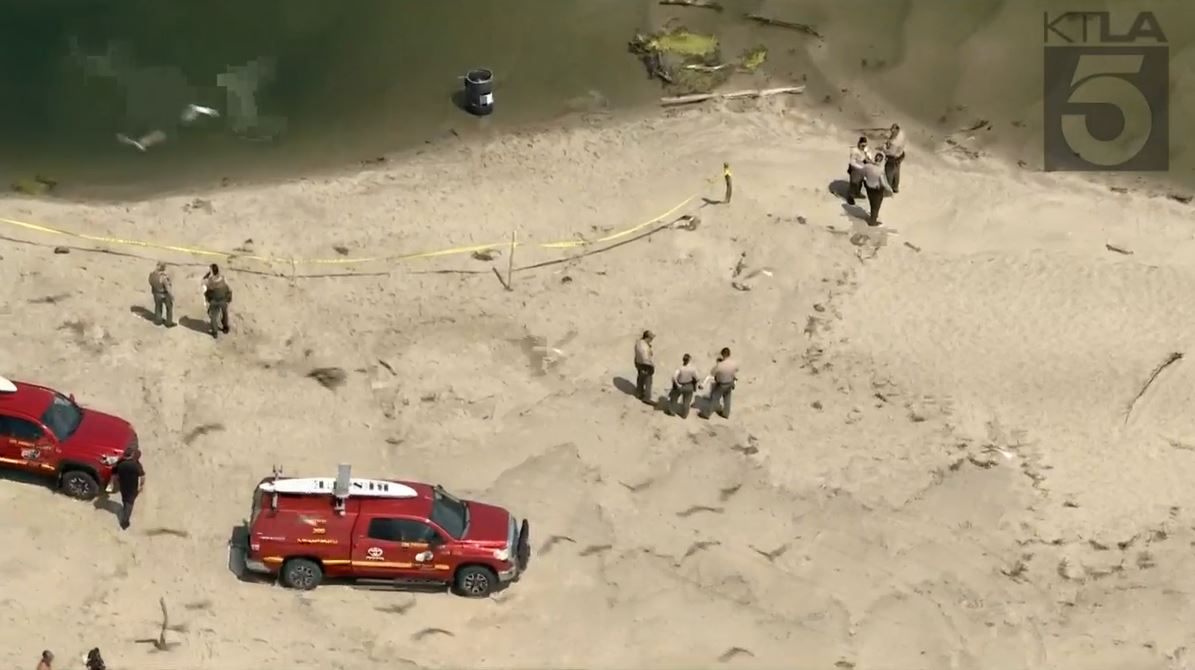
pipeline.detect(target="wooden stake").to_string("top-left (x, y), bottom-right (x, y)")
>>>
top-left (660, 0), bottom-right (723, 10)
top-left (506, 232), bottom-right (516, 291)
top-left (744, 13), bottom-right (823, 39)
top-left (661, 85), bottom-right (804, 106)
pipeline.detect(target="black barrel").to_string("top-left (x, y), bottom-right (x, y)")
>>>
top-left (463, 68), bottom-right (494, 116)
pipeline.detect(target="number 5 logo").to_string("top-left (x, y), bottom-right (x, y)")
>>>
top-left (1060, 54), bottom-right (1152, 167)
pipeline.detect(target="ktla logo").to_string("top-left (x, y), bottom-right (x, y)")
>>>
top-left (1042, 11), bottom-right (1169, 171)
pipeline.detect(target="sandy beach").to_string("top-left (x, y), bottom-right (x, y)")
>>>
top-left (2, 98), bottom-right (1195, 669)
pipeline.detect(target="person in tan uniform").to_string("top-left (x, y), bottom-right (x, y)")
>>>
top-left (666, 353), bottom-right (701, 418)
top-left (883, 123), bottom-right (906, 194)
top-left (633, 330), bottom-right (655, 404)
top-left (700, 347), bottom-right (739, 419)
top-left (846, 136), bottom-right (872, 205)
top-left (860, 153), bottom-right (894, 226)
top-left (201, 263), bottom-right (233, 338)
top-left (147, 262), bottom-right (174, 327)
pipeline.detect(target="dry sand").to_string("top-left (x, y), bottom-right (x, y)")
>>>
top-left (2, 99), bottom-right (1195, 669)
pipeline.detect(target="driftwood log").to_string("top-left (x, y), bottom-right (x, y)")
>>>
top-left (659, 0), bottom-right (723, 10)
top-left (744, 14), bottom-right (823, 39)
top-left (661, 85), bottom-right (805, 106)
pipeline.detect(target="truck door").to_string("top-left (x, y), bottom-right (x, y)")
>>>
top-left (0, 416), bottom-right (55, 473)
top-left (352, 517), bottom-right (421, 579)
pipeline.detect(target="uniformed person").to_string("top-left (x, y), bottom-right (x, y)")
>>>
top-left (847, 136), bottom-right (872, 205)
top-left (860, 152), bottom-right (894, 226)
top-left (722, 162), bottom-right (733, 204)
top-left (883, 123), bottom-right (906, 194)
top-left (201, 263), bottom-right (233, 338)
top-left (666, 353), bottom-right (700, 418)
top-left (113, 447), bottom-right (144, 530)
top-left (36, 650), bottom-right (53, 670)
top-left (633, 330), bottom-right (655, 404)
top-left (700, 347), bottom-right (739, 419)
top-left (147, 262), bottom-right (174, 327)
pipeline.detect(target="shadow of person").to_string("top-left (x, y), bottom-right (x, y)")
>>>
top-left (129, 305), bottom-right (156, 323)
top-left (612, 377), bottom-right (637, 397)
top-left (93, 493), bottom-right (122, 518)
top-left (841, 202), bottom-right (871, 222)
top-left (178, 316), bottom-right (211, 335)
top-left (828, 179), bottom-right (853, 200)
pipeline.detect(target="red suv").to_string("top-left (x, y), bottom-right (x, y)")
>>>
top-left (0, 376), bottom-right (139, 499)
top-left (242, 467), bottom-right (531, 597)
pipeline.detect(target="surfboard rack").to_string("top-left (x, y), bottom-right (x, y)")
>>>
top-left (0, 376), bottom-right (17, 393)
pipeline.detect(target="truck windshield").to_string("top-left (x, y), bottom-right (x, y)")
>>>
top-left (430, 487), bottom-right (468, 539)
top-left (40, 393), bottom-right (83, 442)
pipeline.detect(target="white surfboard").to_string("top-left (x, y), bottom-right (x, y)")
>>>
top-left (260, 476), bottom-right (417, 499)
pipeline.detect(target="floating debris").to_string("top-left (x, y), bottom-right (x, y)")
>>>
top-left (739, 45), bottom-right (767, 72)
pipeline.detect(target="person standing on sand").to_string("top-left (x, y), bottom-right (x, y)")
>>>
top-left (860, 152), bottom-right (894, 227)
top-left (883, 123), bottom-right (906, 194)
top-left (36, 650), bottom-right (53, 670)
top-left (847, 136), bottom-right (871, 205)
top-left (84, 648), bottom-right (106, 670)
top-left (634, 330), bottom-right (656, 405)
top-left (722, 162), bottom-right (733, 204)
top-left (700, 347), bottom-right (739, 419)
top-left (113, 447), bottom-right (145, 530)
top-left (148, 262), bottom-right (175, 327)
top-left (666, 353), bottom-right (701, 418)
top-left (202, 263), bottom-right (232, 338)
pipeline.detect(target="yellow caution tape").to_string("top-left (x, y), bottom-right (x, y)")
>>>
top-left (0, 176), bottom-right (715, 266)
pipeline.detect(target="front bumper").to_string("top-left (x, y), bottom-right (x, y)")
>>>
top-left (497, 562), bottom-right (519, 583)
top-left (244, 557), bottom-right (270, 574)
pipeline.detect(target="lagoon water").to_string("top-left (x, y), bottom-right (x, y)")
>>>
top-left (0, 0), bottom-right (1191, 199)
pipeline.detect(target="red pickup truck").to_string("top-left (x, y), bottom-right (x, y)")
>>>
top-left (0, 376), bottom-right (138, 499)
top-left (242, 468), bottom-right (530, 598)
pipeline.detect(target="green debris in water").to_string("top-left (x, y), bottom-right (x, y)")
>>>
top-left (647, 28), bottom-right (719, 59)
top-left (740, 45), bottom-right (767, 73)
top-left (11, 175), bottom-right (58, 196)
top-left (630, 27), bottom-right (727, 94)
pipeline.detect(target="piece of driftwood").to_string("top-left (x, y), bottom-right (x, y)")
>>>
top-left (1105, 243), bottom-right (1133, 255)
top-left (744, 14), bottom-right (823, 39)
top-left (684, 63), bottom-right (733, 72)
top-left (661, 85), bottom-right (804, 106)
top-left (1124, 352), bottom-right (1183, 425)
top-left (659, 0), bottom-right (723, 10)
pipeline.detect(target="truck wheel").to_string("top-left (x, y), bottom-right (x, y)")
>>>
top-left (60, 470), bottom-right (100, 500)
top-left (281, 558), bottom-right (323, 590)
top-left (454, 565), bottom-right (497, 598)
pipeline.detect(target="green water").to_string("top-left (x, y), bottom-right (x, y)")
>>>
top-left (1, 0), bottom-right (1191, 200)
top-left (0, 0), bottom-right (659, 199)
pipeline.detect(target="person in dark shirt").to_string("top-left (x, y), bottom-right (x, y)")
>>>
top-left (113, 448), bottom-right (145, 530)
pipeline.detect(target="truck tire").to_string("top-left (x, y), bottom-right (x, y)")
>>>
top-left (60, 469), bottom-right (100, 500)
top-left (454, 565), bottom-right (497, 598)
top-left (281, 558), bottom-right (323, 590)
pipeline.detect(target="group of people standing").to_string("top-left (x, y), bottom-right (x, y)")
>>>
top-left (845, 122), bottom-right (906, 226)
top-left (35, 647), bottom-right (106, 670)
top-left (633, 331), bottom-right (739, 419)
top-left (147, 262), bottom-right (234, 338)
